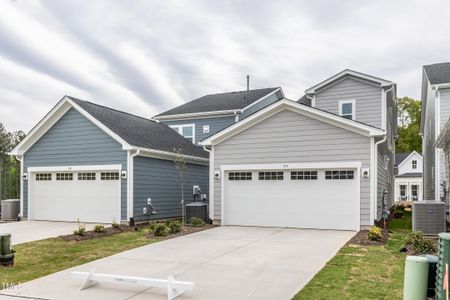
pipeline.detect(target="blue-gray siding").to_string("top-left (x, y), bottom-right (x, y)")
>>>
top-left (161, 116), bottom-right (235, 145)
top-left (423, 79), bottom-right (436, 200)
top-left (239, 91), bottom-right (282, 119)
top-left (23, 108), bottom-right (128, 220)
top-left (133, 156), bottom-right (209, 221)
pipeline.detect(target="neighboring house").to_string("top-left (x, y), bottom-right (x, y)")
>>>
top-left (10, 96), bottom-right (209, 224)
top-left (421, 62), bottom-right (450, 202)
top-left (394, 151), bottom-right (423, 202)
top-left (436, 117), bottom-right (450, 201)
top-left (153, 87), bottom-right (284, 144)
top-left (202, 70), bottom-right (397, 231)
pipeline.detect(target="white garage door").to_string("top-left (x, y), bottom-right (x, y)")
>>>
top-left (29, 169), bottom-right (121, 223)
top-left (223, 169), bottom-right (359, 230)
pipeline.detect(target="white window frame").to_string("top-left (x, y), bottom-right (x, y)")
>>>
top-left (170, 124), bottom-right (195, 143)
top-left (338, 100), bottom-right (356, 120)
top-left (412, 160), bottom-right (417, 170)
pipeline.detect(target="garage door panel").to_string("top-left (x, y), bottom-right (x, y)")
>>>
top-left (29, 170), bottom-right (120, 223)
top-left (224, 169), bottom-right (358, 230)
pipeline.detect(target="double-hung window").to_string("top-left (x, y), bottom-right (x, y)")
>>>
top-left (170, 124), bottom-right (195, 143)
top-left (412, 160), bottom-right (417, 170)
top-left (339, 100), bottom-right (355, 120)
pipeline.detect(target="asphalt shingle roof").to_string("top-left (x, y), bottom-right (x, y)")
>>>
top-left (68, 97), bottom-right (208, 158)
top-left (394, 152), bottom-right (422, 167)
top-left (297, 95), bottom-right (312, 106)
top-left (155, 87), bottom-right (280, 117)
top-left (395, 172), bottom-right (422, 178)
top-left (424, 62), bottom-right (450, 85)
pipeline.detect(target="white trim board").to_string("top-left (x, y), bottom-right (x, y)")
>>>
top-left (201, 99), bottom-right (385, 146)
top-left (27, 165), bottom-right (122, 173)
top-left (154, 110), bottom-right (239, 121)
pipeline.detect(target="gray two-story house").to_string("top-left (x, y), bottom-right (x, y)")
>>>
top-left (153, 87), bottom-right (284, 143)
top-left (201, 69), bottom-right (397, 231)
top-left (421, 62), bottom-right (450, 201)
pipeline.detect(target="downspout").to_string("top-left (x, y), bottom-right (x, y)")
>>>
top-left (203, 146), bottom-right (213, 221)
top-left (128, 149), bottom-right (140, 222)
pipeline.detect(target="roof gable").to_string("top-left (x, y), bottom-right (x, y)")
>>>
top-left (395, 151), bottom-right (422, 167)
top-left (201, 99), bottom-right (385, 146)
top-left (154, 87), bottom-right (280, 119)
top-left (424, 62), bottom-right (450, 85)
top-left (305, 69), bottom-right (393, 94)
top-left (11, 96), bottom-right (208, 160)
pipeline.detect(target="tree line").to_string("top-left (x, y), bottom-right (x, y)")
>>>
top-left (0, 123), bottom-right (24, 200)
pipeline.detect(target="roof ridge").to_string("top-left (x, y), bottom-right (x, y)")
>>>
top-left (67, 96), bottom-right (156, 123)
top-left (196, 87), bottom-right (279, 98)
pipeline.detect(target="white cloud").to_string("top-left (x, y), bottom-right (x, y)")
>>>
top-left (0, 0), bottom-right (449, 132)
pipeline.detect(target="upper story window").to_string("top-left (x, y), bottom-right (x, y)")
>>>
top-left (412, 160), bottom-right (417, 170)
top-left (339, 100), bottom-right (355, 120)
top-left (170, 124), bottom-right (195, 143)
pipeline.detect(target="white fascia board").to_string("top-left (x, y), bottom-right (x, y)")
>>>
top-left (27, 164), bottom-right (122, 172)
top-left (305, 69), bottom-right (393, 94)
top-left (432, 83), bottom-right (450, 90)
top-left (201, 99), bottom-right (385, 146)
top-left (240, 88), bottom-right (281, 112)
top-left (153, 110), bottom-right (238, 121)
top-left (132, 147), bottom-right (209, 165)
top-left (220, 161), bottom-right (362, 171)
top-left (67, 98), bottom-right (133, 150)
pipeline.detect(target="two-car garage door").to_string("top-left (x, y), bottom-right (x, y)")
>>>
top-left (223, 168), bottom-right (359, 230)
top-left (29, 168), bottom-right (121, 223)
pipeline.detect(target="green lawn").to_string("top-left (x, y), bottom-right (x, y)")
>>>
top-left (293, 212), bottom-right (412, 300)
top-left (0, 229), bottom-right (156, 285)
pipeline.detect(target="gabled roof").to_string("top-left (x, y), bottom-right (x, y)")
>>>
top-left (305, 69), bottom-right (393, 94)
top-left (154, 87), bottom-right (281, 119)
top-left (297, 94), bottom-right (311, 106)
top-left (201, 99), bottom-right (385, 146)
top-left (11, 96), bottom-right (208, 161)
top-left (395, 151), bottom-right (422, 167)
top-left (424, 62), bottom-right (450, 85)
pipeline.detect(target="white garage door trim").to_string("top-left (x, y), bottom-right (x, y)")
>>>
top-left (27, 164), bottom-right (122, 223)
top-left (221, 161), bottom-right (361, 231)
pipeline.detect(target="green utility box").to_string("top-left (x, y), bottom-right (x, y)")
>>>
top-left (436, 233), bottom-right (450, 300)
top-left (420, 254), bottom-right (438, 298)
top-left (403, 256), bottom-right (428, 300)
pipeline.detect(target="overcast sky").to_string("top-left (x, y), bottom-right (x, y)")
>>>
top-left (1, 0), bottom-right (449, 132)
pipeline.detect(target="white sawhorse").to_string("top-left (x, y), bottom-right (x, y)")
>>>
top-left (71, 270), bottom-right (195, 300)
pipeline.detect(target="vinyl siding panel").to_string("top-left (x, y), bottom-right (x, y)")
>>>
top-left (212, 109), bottom-right (372, 226)
top-left (161, 116), bottom-right (235, 145)
top-left (377, 141), bottom-right (394, 219)
top-left (239, 91), bottom-right (281, 119)
top-left (133, 156), bottom-right (209, 222)
top-left (438, 88), bottom-right (450, 200)
top-left (315, 76), bottom-right (382, 128)
top-left (23, 108), bottom-right (128, 220)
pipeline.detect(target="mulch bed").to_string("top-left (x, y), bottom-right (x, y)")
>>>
top-left (60, 225), bottom-right (131, 241)
top-left (346, 227), bottom-right (389, 246)
top-left (60, 223), bottom-right (217, 242)
top-left (145, 224), bottom-right (216, 241)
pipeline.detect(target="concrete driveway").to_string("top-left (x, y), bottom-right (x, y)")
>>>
top-left (1, 226), bottom-right (354, 300)
top-left (0, 221), bottom-right (97, 245)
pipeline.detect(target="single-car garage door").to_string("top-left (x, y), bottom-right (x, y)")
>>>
top-left (223, 168), bottom-right (359, 230)
top-left (29, 169), bottom-right (121, 223)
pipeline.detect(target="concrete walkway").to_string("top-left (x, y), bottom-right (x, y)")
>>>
top-left (1, 226), bottom-right (354, 300)
top-left (0, 221), bottom-right (97, 245)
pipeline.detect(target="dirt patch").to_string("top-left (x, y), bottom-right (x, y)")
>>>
top-left (60, 225), bottom-right (131, 241)
top-left (347, 228), bottom-right (389, 246)
top-left (145, 224), bottom-right (217, 241)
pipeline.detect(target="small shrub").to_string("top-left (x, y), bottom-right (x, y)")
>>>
top-left (94, 225), bottom-right (105, 233)
top-left (153, 223), bottom-right (170, 237)
top-left (167, 220), bottom-right (182, 234)
top-left (394, 209), bottom-right (405, 218)
top-left (148, 222), bottom-right (157, 233)
top-left (405, 230), bottom-right (437, 254)
top-left (189, 217), bottom-right (205, 227)
top-left (368, 226), bottom-right (382, 241)
top-left (74, 218), bottom-right (85, 236)
top-left (112, 218), bottom-right (120, 228)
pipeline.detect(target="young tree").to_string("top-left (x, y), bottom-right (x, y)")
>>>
top-left (173, 147), bottom-right (187, 225)
top-left (396, 97), bottom-right (421, 153)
